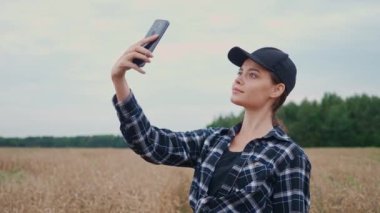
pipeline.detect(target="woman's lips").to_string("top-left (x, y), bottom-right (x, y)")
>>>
top-left (232, 87), bottom-right (243, 93)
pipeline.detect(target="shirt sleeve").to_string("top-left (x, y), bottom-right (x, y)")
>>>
top-left (271, 151), bottom-right (311, 212)
top-left (112, 89), bottom-right (216, 168)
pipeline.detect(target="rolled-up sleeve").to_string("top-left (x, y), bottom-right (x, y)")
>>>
top-left (112, 89), bottom-right (216, 168)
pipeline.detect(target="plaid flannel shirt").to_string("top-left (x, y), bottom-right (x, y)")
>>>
top-left (112, 89), bottom-right (311, 213)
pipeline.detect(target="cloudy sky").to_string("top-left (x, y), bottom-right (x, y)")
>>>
top-left (1, 0), bottom-right (379, 137)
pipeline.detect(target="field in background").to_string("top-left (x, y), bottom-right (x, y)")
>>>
top-left (307, 148), bottom-right (379, 212)
top-left (0, 148), bottom-right (379, 212)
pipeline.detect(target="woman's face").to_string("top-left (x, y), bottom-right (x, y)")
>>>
top-left (230, 58), bottom-right (284, 110)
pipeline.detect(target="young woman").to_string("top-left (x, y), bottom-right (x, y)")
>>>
top-left (111, 34), bottom-right (311, 212)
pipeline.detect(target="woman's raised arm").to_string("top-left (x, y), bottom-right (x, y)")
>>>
top-left (110, 35), bottom-right (218, 167)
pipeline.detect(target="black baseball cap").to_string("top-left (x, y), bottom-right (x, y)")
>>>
top-left (228, 46), bottom-right (297, 96)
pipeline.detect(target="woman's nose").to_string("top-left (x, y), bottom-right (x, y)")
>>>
top-left (235, 75), bottom-right (243, 85)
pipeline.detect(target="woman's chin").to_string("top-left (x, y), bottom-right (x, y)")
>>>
top-left (230, 96), bottom-right (244, 106)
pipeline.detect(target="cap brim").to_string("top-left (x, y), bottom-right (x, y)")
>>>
top-left (227, 46), bottom-right (273, 72)
top-left (228, 46), bottom-right (251, 67)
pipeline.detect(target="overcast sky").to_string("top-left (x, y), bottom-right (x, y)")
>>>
top-left (1, 0), bottom-right (379, 137)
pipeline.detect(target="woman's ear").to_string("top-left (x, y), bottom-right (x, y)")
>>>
top-left (270, 83), bottom-right (285, 98)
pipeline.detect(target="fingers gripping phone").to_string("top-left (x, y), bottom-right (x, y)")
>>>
top-left (132, 19), bottom-right (170, 67)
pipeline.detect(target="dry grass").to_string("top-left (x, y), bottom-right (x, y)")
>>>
top-left (0, 148), bottom-right (193, 213)
top-left (306, 148), bottom-right (380, 213)
top-left (0, 148), bottom-right (379, 212)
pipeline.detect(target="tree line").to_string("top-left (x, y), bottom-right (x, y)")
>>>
top-left (0, 135), bottom-right (127, 148)
top-left (207, 93), bottom-right (380, 147)
top-left (1, 93), bottom-right (379, 147)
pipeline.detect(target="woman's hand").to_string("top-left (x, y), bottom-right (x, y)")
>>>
top-left (111, 34), bottom-right (158, 103)
top-left (111, 34), bottom-right (159, 80)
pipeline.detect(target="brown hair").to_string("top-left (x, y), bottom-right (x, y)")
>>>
top-left (269, 72), bottom-right (288, 132)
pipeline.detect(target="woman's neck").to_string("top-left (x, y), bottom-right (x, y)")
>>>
top-left (238, 106), bottom-right (274, 139)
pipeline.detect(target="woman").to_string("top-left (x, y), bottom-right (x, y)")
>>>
top-left (111, 35), bottom-right (311, 212)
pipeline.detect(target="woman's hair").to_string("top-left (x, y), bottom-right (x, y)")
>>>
top-left (268, 72), bottom-right (288, 131)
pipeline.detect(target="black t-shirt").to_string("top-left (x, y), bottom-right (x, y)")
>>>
top-left (208, 148), bottom-right (242, 196)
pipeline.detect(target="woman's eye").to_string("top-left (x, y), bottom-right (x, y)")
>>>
top-left (249, 73), bottom-right (257, 78)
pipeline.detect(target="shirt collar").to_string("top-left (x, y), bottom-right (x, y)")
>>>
top-left (228, 121), bottom-right (291, 142)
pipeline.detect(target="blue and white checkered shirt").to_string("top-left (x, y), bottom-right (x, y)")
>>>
top-left (112, 89), bottom-right (311, 213)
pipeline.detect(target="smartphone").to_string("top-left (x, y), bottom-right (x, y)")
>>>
top-left (133, 19), bottom-right (170, 67)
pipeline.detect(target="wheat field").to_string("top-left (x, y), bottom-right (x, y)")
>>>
top-left (0, 148), bottom-right (379, 213)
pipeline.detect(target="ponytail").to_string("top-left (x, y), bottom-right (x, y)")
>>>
top-left (269, 72), bottom-right (289, 133)
top-left (272, 115), bottom-right (288, 133)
